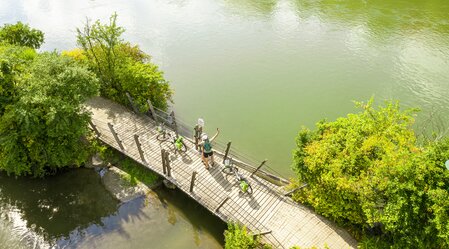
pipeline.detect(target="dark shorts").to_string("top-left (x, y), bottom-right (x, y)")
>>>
top-left (203, 151), bottom-right (213, 158)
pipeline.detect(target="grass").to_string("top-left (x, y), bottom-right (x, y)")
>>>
top-left (98, 145), bottom-right (160, 187)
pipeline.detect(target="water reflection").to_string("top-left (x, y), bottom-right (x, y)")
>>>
top-left (0, 169), bottom-right (225, 248)
top-left (69, 187), bottom-right (225, 249)
top-left (0, 169), bottom-right (119, 243)
top-left (293, 0), bottom-right (449, 36)
top-left (224, 0), bottom-right (277, 16)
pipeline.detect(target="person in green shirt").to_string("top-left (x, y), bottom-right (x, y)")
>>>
top-left (200, 128), bottom-right (220, 170)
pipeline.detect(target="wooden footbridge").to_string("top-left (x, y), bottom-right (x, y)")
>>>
top-left (86, 97), bottom-right (357, 249)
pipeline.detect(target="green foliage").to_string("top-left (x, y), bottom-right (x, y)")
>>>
top-left (76, 13), bottom-right (172, 111)
top-left (115, 56), bottom-right (172, 111)
top-left (224, 223), bottom-right (261, 249)
top-left (292, 98), bottom-right (449, 248)
top-left (0, 52), bottom-right (99, 177)
top-left (0, 44), bottom-right (37, 114)
top-left (100, 146), bottom-right (160, 186)
top-left (0, 22), bottom-right (44, 49)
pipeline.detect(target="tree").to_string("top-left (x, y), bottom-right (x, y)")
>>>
top-left (292, 99), bottom-right (449, 248)
top-left (76, 13), bottom-right (172, 111)
top-left (0, 44), bottom-right (37, 114)
top-left (0, 22), bottom-right (44, 49)
top-left (0, 52), bottom-right (99, 177)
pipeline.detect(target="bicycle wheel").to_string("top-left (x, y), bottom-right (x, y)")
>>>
top-left (222, 166), bottom-right (234, 175)
top-left (246, 183), bottom-right (253, 195)
top-left (221, 166), bottom-right (239, 175)
top-left (157, 132), bottom-right (169, 141)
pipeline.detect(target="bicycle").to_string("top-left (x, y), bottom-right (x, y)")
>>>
top-left (222, 158), bottom-right (253, 194)
top-left (156, 123), bottom-right (187, 153)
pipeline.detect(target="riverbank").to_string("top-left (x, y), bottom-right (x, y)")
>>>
top-left (88, 146), bottom-right (163, 203)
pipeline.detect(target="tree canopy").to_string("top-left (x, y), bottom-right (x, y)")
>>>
top-left (0, 52), bottom-right (99, 176)
top-left (0, 22), bottom-right (44, 49)
top-left (0, 45), bottom-right (37, 114)
top-left (292, 99), bottom-right (449, 248)
top-left (75, 13), bottom-right (172, 111)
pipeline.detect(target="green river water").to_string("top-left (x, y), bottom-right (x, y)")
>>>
top-left (1, 0), bottom-right (448, 248)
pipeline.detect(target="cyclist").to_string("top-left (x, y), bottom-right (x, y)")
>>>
top-left (200, 128), bottom-right (220, 170)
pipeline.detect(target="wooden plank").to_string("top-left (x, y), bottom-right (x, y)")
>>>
top-left (253, 194), bottom-right (278, 221)
top-left (260, 199), bottom-right (283, 225)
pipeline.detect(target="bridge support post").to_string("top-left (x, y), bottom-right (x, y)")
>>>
top-left (165, 151), bottom-right (171, 177)
top-left (161, 149), bottom-right (167, 175)
top-left (170, 111), bottom-right (178, 136)
top-left (194, 125), bottom-right (203, 151)
top-left (134, 135), bottom-right (146, 163)
top-left (146, 99), bottom-right (158, 122)
top-left (126, 92), bottom-right (139, 114)
top-left (214, 196), bottom-right (229, 213)
top-left (88, 120), bottom-right (101, 137)
top-left (223, 141), bottom-right (232, 164)
top-left (251, 159), bottom-right (267, 178)
top-left (108, 123), bottom-right (125, 151)
top-left (189, 171), bottom-right (197, 192)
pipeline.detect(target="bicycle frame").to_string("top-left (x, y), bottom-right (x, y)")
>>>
top-left (223, 158), bottom-right (252, 194)
top-left (157, 123), bottom-right (187, 153)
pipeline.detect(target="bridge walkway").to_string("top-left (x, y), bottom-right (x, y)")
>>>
top-left (86, 97), bottom-right (357, 249)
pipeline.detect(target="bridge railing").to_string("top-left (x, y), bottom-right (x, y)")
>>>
top-left (124, 91), bottom-right (293, 183)
top-left (133, 96), bottom-right (291, 187)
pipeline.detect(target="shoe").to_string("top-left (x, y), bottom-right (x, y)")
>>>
top-left (205, 166), bottom-right (209, 170)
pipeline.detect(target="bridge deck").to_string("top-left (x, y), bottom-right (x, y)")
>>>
top-left (86, 97), bottom-right (357, 249)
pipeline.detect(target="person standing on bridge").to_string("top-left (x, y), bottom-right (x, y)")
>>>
top-left (200, 128), bottom-right (220, 170)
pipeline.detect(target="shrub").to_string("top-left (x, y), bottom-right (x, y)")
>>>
top-left (292, 99), bottom-right (449, 247)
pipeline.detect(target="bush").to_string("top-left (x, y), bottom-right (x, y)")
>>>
top-left (292, 99), bottom-right (449, 248)
top-left (0, 22), bottom-right (44, 49)
top-left (0, 44), bottom-right (37, 114)
top-left (224, 223), bottom-right (264, 249)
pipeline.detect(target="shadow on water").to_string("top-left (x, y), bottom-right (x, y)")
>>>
top-left (0, 168), bottom-right (226, 248)
top-left (0, 168), bottom-right (120, 242)
top-left (152, 186), bottom-right (227, 245)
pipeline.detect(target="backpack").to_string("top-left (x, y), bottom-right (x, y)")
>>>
top-left (203, 139), bottom-right (212, 153)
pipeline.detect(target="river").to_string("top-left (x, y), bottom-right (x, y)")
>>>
top-left (1, 0), bottom-right (448, 248)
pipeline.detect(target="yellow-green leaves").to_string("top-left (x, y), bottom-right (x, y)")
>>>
top-left (292, 100), bottom-right (449, 247)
